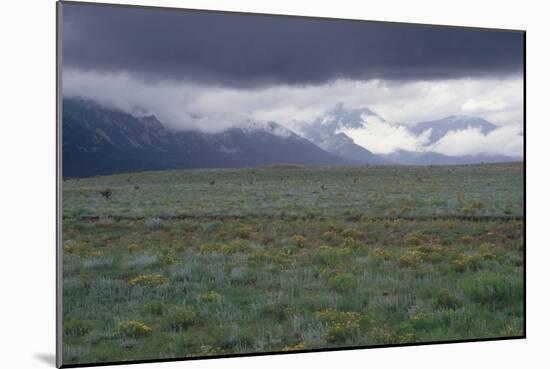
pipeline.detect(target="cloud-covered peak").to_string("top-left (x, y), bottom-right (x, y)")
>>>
top-left (410, 115), bottom-right (498, 145)
top-left (300, 103), bottom-right (522, 158)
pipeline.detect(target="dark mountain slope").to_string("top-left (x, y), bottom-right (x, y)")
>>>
top-left (62, 98), bottom-right (351, 177)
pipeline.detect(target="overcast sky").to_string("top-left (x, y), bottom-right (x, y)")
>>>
top-left (62, 2), bottom-right (524, 156)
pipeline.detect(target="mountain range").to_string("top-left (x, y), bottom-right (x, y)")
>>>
top-left (62, 98), bottom-right (522, 178)
top-left (62, 98), bottom-right (348, 177)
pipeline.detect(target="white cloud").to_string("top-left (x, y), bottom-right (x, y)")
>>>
top-left (429, 125), bottom-right (523, 157)
top-left (63, 68), bottom-right (523, 156)
top-left (338, 115), bottom-right (430, 154)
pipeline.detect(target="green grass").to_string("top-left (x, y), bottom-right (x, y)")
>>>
top-left (62, 163), bottom-right (524, 365)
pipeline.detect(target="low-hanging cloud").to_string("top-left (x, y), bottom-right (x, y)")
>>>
top-left (429, 126), bottom-right (523, 157)
top-left (337, 116), bottom-right (431, 154)
top-left (63, 68), bottom-right (523, 133)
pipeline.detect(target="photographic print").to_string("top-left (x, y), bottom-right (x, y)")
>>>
top-left (57, 1), bottom-right (525, 366)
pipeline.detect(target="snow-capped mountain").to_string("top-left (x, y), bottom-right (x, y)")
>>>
top-left (410, 115), bottom-right (498, 145)
top-left (298, 103), bottom-right (389, 165)
top-left (298, 103), bottom-right (521, 166)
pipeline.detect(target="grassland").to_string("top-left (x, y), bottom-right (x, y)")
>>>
top-left (62, 163), bottom-right (524, 365)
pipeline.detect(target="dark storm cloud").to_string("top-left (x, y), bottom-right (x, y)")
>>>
top-left (61, 2), bottom-right (524, 86)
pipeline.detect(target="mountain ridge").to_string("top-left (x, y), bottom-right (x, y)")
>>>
top-left (62, 98), bottom-right (352, 177)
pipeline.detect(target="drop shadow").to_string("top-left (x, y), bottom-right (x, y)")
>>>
top-left (34, 353), bottom-right (56, 366)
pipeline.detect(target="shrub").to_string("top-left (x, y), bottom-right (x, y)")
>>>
top-left (477, 243), bottom-right (499, 260)
top-left (166, 305), bottom-right (198, 331)
top-left (128, 273), bottom-right (168, 287)
top-left (398, 250), bottom-right (423, 268)
top-left (142, 301), bottom-right (165, 316)
top-left (282, 342), bottom-right (306, 351)
top-left (249, 251), bottom-right (292, 267)
top-left (64, 319), bottom-right (94, 337)
top-left (316, 309), bottom-right (361, 344)
top-left (260, 302), bottom-right (291, 322)
top-left (404, 232), bottom-right (425, 246)
top-left (411, 310), bottom-right (426, 322)
top-left (341, 228), bottom-right (361, 239)
top-left (367, 323), bottom-right (417, 344)
top-left (321, 231), bottom-right (337, 242)
top-left (343, 237), bottom-right (362, 249)
top-left (117, 320), bottom-right (152, 337)
top-left (312, 246), bottom-right (352, 266)
top-left (235, 224), bottom-right (253, 239)
top-left (127, 243), bottom-right (143, 253)
top-left (292, 235), bottom-right (307, 248)
top-left (471, 201), bottom-right (486, 210)
top-left (433, 289), bottom-right (462, 310)
top-left (452, 253), bottom-right (484, 272)
top-left (383, 219), bottom-right (397, 228)
top-left (63, 242), bottom-right (102, 258)
top-left (416, 244), bottom-right (444, 263)
top-left (370, 247), bottom-right (392, 260)
top-left (461, 235), bottom-right (474, 244)
top-left (221, 244), bottom-right (237, 255)
top-left (316, 309), bottom-right (361, 325)
top-left (198, 243), bottom-right (216, 253)
top-left (198, 291), bottom-right (221, 303)
top-left (99, 188), bottom-right (112, 200)
top-left (368, 326), bottom-right (401, 344)
top-left (328, 272), bottom-right (357, 292)
top-left (326, 322), bottom-right (359, 343)
top-left (161, 252), bottom-right (178, 265)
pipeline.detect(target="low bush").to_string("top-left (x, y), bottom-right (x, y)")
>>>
top-left (327, 272), bottom-right (357, 292)
top-left (198, 291), bottom-right (221, 303)
top-left (64, 319), bottom-right (94, 337)
top-left (117, 320), bottom-right (152, 338)
top-left (165, 305), bottom-right (198, 332)
top-left (398, 250), bottom-right (423, 268)
top-left (433, 289), bottom-right (462, 310)
top-left (142, 301), bottom-right (165, 316)
top-left (316, 309), bottom-right (361, 344)
top-left (292, 235), bottom-right (307, 248)
top-left (128, 273), bottom-right (168, 287)
top-left (312, 246), bottom-right (352, 266)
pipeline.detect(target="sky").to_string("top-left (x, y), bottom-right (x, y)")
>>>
top-left (62, 2), bottom-right (524, 157)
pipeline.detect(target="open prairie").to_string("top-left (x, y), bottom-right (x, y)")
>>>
top-left (62, 163), bottom-right (524, 364)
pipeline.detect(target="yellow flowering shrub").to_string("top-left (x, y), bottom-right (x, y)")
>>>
top-left (398, 250), bottom-right (423, 268)
top-left (198, 290), bottom-right (221, 303)
top-left (316, 309), bottom-right (361, 343)
top-left (127, 243), bottom-right (143, 253)
top-left (341, 228), bottom-right (361, 239)
top-left (292, 235), bottom-right (307, 248)
top-left (117, 320), bottom-right (152, 337)
top-left (370, 247), bottom-right (392, 260)
top-left (128, 273), bottom-right (168, 287)
top-left (235, 224), bottom-right (253, 239)
top-left (282, 342), bottom-right (306, 351)
top-left (403, 232), bottom-right (425, 246)
top-left (321, 231), bottom-right (337, 242)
